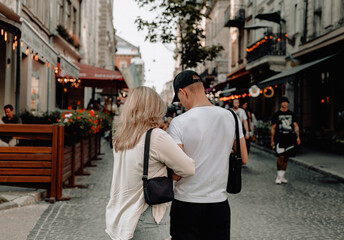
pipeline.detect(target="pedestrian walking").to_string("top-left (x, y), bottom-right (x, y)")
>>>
top-left (271, 96), bottom-right (301, 184)
top-left (105, 86), bottom-right (195, 240)
top-left (168, 70), bottom-right (248, 240)
top-left (231, 99), bottom-right (250, 142)
top-left (241, 100), bottom-right (253, 154)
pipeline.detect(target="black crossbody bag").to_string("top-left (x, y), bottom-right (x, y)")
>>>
top-left (227, 109), bottom-right (242, 194)
top-left (142, 128), bottom-right (174, 205)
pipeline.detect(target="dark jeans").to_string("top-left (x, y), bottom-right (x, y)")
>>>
top-left (170, 199), bottom-right (231, 240)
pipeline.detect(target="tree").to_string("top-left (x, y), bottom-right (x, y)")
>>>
top-left (135, 0), bottom-right (223, 70)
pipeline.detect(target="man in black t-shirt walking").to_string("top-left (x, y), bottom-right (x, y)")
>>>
top-left (271, 97), bottom-right (301, 184)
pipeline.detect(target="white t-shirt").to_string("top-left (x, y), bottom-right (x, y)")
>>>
top-left (233, 107), bottom-right (247, 123)
top-left (168, 106), bottom-right (243, 203)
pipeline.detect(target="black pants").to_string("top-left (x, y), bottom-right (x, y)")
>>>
top-left (170, 199), bottom-right (231, 240)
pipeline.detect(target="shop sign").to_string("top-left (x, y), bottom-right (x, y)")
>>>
top-left (249, 85), bottom-right (260, 97)
top-left (21, 19), bottom-right (57, 65)
top-left (59, 55), bottom-right (79, 79)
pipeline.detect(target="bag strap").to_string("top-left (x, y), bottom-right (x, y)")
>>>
top-left (142, 128), bottom-right (172, 183)
top-left (228, 109), bottom-right (241, 157)
top-left (142, 128), bottom-right (154, 182)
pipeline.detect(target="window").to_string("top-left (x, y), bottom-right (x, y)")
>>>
top-left (294, 3), bottom-right (299, 34)
top-left (65, 1), bottom-right (71, 30)
top-left (44, 1), bottom-right (50, 27)
top-left (313, 0), bottom-right (322, 37)
top-left (58, 0), bottom-right (64, 25)
top-left (231, 38), bottom-right (237, 67)
top-left (73, 7), bottom-right (77, 34)
top-left (340, 0), bottom-right (344, 25)
top-left (120, 60), bottom-right (127, 71)
top-left (323, 0), bottom-right (332, 28)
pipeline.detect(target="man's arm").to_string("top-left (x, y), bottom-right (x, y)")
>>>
top-left (243, 119), bottom-right (250, 139)
top-left (271, 123), bottom-right (276, 148)
top-left (233, 138), bottom-right (248, 164)
top-left (293, 122), bottom-right (301, 145)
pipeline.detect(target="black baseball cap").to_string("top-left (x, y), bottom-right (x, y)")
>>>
top-left (172, 70), bottom-right (204, 103)
top-left (279, 96), bottom-right (289, 103)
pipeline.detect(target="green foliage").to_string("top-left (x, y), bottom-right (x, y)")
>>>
top-left (97, 111), bottom-right (112, 132)
top-left (57, 25), bottom-right (79, 48)
top-left (134, 0), bottom-right (223, 69)
top-left (20, 110), bottom-right (111, 137)
top-left (57, 109), bottom-right (104, 136)
top-left (20, 110), bottom-right (60, 124)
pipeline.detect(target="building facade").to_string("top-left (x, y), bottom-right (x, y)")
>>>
top-left (197, 0), bottom-right (344, 152)
top-left (0, 0), bottom-right (118, 115)
top-left (115, 35), bottom-right (144, 89)
top-left (160, 80), bottom-right (174, 105)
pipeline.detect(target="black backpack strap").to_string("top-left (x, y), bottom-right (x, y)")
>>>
top-left (228, 109), bottom-right (241, 158)
top-left (142, 128), bottom-right (154, 182)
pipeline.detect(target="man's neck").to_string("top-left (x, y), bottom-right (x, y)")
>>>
top-left (189, 96), bottom-right (212, 109)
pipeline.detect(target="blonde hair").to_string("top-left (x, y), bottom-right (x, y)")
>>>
top-left (113, 86), bottom-right (167, 152)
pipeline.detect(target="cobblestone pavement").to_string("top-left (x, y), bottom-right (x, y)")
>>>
top-left (27, 142), bottom-right (344, 240)
top-left (230, 148), bottom-right (344, 240)
top-left (27, 140), bottom-right (114, 240)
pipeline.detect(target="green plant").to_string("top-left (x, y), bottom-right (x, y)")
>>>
top-left (57, 109), bottom-right (109, 136)
top-left (134, 0), bottom-right (223, 70)
top-left (20, 110), bottom-right (60, 124)
top-left (57, 25), bottom-right (79, 48)
top-left (97, 111), bottom-right (112, 133)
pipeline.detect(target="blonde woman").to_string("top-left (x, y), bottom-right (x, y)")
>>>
top-left (105, 86), bottom-right (195, 240)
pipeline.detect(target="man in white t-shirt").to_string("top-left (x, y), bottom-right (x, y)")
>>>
top-left (168, 70), bottom-right (248, 240)
top-left (232, 99), bottom-right (250, 141)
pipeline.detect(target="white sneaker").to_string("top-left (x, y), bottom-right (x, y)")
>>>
top-left (280, 176), bottom-right (288, 184)
top-left (275, 176), bottom-right (282, 184)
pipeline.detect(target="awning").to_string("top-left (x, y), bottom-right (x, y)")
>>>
top-left (255, 11), bottom-right (282, 24)
top-left (227, 66), bottom-right (250, 80)
top-left (206, 67), bottom-right (250, 93)
top-left (220, 88), bottom-right (237, 95)
top-left (74, 62), bottom-right (127, 88)
top-left (258, 54), bottom-right (336, 87)
top-left (205, 81), bottom-right (229, 93)
top-left (56, 55), bottom-right (79, 79)
top-left (244, 23), bottom-right (273, 30)
top-left (21, 19), bottom-right (58, 66)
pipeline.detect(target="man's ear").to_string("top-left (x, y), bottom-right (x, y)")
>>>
top-left (179, 88), bottom-right (187, 98)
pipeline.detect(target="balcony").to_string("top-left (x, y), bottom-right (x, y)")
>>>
top-left (246, 33), bottom-right (286, 71)
top-left (224, 4), bottom-right (245, 28)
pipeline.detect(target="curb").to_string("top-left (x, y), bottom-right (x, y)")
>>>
top-left (251, 143), bottom-right (344, 183)
top-left (0, 189), bottom-right (46, 211)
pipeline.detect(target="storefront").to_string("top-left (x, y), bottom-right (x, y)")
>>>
top-left (55, 55), bottom-right (80, 109)
top-left (0, 3), bottom-right (21, 115)
top-left (20, 19), bottom-right (58, 113)
top-left (256, 51), bottom-right (344, 153)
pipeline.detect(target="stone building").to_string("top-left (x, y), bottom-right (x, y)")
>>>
top-left (115, 35), bottom-right (144, 89)
top-left (199, 0), bottom-right (344, 153)
top-left (0, 0), bottom-right (120, 114)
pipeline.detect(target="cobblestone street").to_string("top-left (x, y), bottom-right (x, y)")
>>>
top-left (26, 141), bottom-right (344, 240)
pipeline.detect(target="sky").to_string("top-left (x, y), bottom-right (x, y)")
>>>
top-left (113, 0), bottom-right (175, 94)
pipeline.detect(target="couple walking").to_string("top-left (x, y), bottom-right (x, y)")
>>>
top-left (106, 70), bottom-right (248, 240)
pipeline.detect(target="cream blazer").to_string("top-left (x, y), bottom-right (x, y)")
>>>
top-left (106, 128), bottom-right (195, 240)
